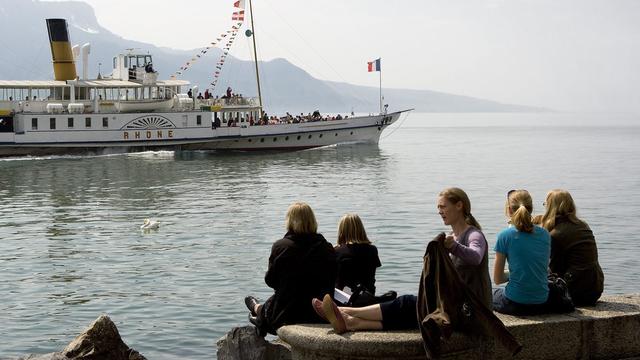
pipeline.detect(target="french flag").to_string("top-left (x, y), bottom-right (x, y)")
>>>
top-left (368, 58), bottom-right (381, 72)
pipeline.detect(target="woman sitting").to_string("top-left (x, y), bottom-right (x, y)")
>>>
top-left (245, 202), bottom-right (337, 335)
top-left (493, 190), bottom-right (551, 315)
top-left (334, 213), bottom-right (381, 295)
top-left (316, 188), bottom-right (492, 333)
top-left (539, 189), bottom-right (604, 306)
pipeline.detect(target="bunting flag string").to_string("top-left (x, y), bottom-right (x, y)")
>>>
top-left (173, 0), bottom-right (245, 79)
top-left (210, 24), bottom-right (243, 89)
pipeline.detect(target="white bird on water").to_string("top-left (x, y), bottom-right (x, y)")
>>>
top-left (140, 219), bottom-right (160, 230)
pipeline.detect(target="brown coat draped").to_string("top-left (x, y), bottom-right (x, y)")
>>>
top-left (417, 233), bottom-right (522, 359)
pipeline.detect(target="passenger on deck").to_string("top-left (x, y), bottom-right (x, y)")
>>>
top-left (226, 86), bottom-right (232, 98)
top-left (244, 202), bottom-right (337, 336)
top-left (316, 188), bottom-right (492, 333)
top-left (197, 93), bottom-right (204, 100)
top-left (213, 116), bottom-right (221, 129)
top-left (204, 89), bottom-right (210, 99)
top-left (187, 89), bottom-right (193, 98)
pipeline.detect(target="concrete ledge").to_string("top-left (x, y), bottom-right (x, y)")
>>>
top-left (277, 294), bottom-right (640, 360)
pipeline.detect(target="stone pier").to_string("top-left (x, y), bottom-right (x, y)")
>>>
top-left (218, 294), bottom-right (640, 360)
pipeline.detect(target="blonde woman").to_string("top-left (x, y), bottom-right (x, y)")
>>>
top-left (245, 202), bottom-right (337, 336)
top-left (493, 190), bottom-right (551, 315)
top-left (540, 190), bottom-right (604, 305)
top-left (334, 214), bottom-right (381, 294)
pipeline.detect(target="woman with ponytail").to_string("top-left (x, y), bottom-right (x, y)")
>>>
top-left (493, 190), bottom-right (551, 315)
top-left (439, 187), bottom-right (492, 308)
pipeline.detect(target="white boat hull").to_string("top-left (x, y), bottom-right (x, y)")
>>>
top-left (0, 111), bottom-right (406, 157)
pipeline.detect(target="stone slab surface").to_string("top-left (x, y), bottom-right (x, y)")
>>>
top-left (277, 294), bottom-right (640, 360)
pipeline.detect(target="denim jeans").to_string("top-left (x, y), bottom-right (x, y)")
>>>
top-left (492, 288), bottom-right (547, 315)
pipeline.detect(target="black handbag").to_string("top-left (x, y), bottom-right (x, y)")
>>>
top-left (546, 273), bottom-right (575, 313)
top-left (347, 284), bottom-right (397, 307)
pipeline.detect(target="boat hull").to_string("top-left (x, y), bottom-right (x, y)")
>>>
top-left (0, 111), bottom-right (406, 157)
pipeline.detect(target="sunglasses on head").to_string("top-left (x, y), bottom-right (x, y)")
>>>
top-left (507, 189), bottom-right (516, 199)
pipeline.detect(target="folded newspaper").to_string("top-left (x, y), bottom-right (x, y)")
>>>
top-left (334, 288), bottom-right (351, 304)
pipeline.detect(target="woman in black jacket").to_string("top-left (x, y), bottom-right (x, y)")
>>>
top-left (334, 213), bottom-right (381, 294)
top-left (245, 202), bottom-right (337, 335)
top-left (539, 189), bottom-right (604, 305)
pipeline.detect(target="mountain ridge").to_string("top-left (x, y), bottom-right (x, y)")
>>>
top-left (0, 0), bottom-right (548, 114)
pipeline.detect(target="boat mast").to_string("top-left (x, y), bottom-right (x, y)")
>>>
top-left (248, 0), bottom-right (263, 115)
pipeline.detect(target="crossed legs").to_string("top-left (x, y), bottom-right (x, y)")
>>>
top-left (340, 304), bottom-right (384, 330)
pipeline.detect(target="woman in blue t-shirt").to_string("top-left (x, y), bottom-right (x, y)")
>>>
top-left (493, 189), bottom-right (551, 315)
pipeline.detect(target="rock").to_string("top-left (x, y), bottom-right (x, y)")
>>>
top-left (14, 315), bottom-right (146, 360)
top-left (217, 326), bottom-right (291, 360)
top-left (60, 314), bottom-right (146, 360)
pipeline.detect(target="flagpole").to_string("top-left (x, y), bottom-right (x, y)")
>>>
top-left (248, 0), bottom-right (263, 115)
top-left (379, 60), bottom-right (382, 114)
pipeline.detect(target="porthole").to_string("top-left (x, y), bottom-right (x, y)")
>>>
top-left (350, 131), bottom-right (354, 135)
top-left (273, 137), bottom-right (277, 142)
top-left (248, 139), bottom-right (252, 142)
top-left (285, 136), bottom-right (289, 141)
top-left (335, 133), bottom-right (338, 136)
top-left (319, 134), bottom-right (323, 138)
top-left (297, 135), bottom-right (301, 140)
top-left (308, 134), bottom-right (312, 139)
top-left (260, 138), bottom-right (265, 143)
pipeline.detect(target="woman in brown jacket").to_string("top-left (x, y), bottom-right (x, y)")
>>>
top-left (540, 190), bottom-right (604, 306)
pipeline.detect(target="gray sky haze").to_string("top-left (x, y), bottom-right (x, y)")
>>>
top-left (52, 0), bottom-right (640, 113)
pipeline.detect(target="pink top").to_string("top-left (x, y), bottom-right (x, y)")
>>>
top-left (449, 228), bottom-right (487, 266)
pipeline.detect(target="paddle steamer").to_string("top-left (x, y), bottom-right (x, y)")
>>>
top-left (0, 18), bottom-right (408, 157)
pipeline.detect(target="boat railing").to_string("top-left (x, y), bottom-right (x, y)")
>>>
top-left (5, 95), bottom-right (262, 115)
top-left (200, 96), bottom-right (259, 108)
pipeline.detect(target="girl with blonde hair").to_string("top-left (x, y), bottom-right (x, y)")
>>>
top-left (334, 213), bottom-right (381, 294)
top-left (493, 190), bottom-right (551, 315)
top-left (245, 202), bottom-right (337, 336)
top-left (540, 189), bottom-right (604, 305)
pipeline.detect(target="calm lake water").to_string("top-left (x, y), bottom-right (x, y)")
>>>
top-left (1, 113), bottom-right (639, 359)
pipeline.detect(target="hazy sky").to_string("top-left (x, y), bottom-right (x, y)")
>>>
top-left (69, 0), bottom-right (639, 113)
